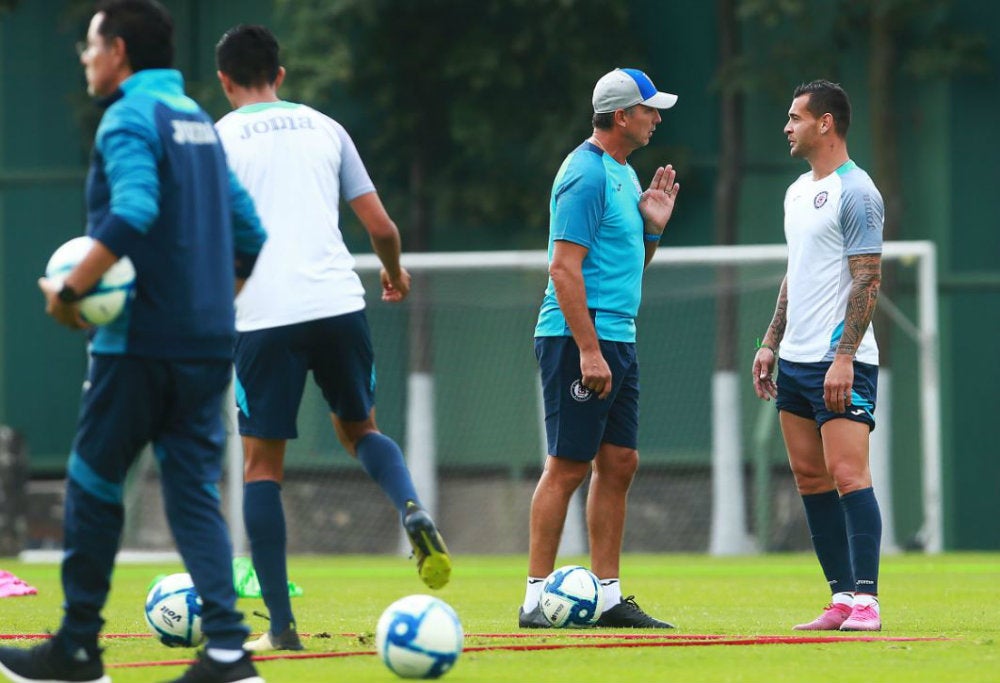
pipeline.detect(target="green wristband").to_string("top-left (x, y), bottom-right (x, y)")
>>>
top-left (755, 337), bottom-right (776, 354)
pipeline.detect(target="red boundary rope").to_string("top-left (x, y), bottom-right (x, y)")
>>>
top-left (0, 632), bottom-right (950, 670)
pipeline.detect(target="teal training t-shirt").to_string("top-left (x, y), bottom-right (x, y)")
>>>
top-left (534, 141), bottom-right (646, 342)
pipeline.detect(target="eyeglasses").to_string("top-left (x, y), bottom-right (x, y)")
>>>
top-left (75, 37), bottom-right (113, 57)
top-left (76, 40), bottom-right (100, 57)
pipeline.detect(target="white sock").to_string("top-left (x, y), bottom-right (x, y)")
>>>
top-left (832, 591), bottom-right (854, 608)
top-left (206, 648), bottom-right (244, 664)
top-left (523, 577), bottom-right (545, 612)
top-left (854, 593), bottom-right (879, 611)
top-left (600, 578), bottom-right (621, 611)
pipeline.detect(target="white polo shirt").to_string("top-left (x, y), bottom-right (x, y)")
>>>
top-left (216, 101), bottom-right (376, 332)
top-left (781, 160), bottom-right (884, 365)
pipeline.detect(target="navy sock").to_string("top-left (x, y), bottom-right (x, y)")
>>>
top-left (243, 480), bottom-right (294, 634)
top-left (355, 432), bottom-right (420, 515)
top-left (841, 487), bottom-right (882, 595)
top-left (801, 489), bottom-right (854, 595)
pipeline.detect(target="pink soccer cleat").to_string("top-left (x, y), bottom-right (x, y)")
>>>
top-left (840, 602), bottom-right (882, 631)
top-left (792, 602), bottom-right (852, 630)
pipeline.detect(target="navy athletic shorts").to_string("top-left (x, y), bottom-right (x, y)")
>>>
top-left (234, 311), bottom-right (376, 439)
top-left (775, 358), bottom-right (878, 430)
top-left (535, 336), bottom-right (639, 462)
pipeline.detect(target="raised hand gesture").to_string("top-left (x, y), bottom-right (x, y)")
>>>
top-left (638, 164), bottom-right (679, 236)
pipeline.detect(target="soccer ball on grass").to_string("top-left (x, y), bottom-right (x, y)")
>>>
top-left (375, 594), bottom-right (463, 679)
top-left (144, 572), bottom-right (204, 648)
top-left (539, 565), bottom-right (604, 628)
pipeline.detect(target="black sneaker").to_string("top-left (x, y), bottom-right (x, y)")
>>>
top-left (165, 650), bottom-right (264, 683)
top-left (244, 623), bottom-right (303, 652)
top-left (596, 595), bottom-right (675, 629)
top-left (0, 635), bottom-right (108, 683)
top-left (403, 501), bottom-right (452, 590)
top-left (518, 605), bottom-right (552, 628)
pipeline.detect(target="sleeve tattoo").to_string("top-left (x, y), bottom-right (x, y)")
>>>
top-left (764, 276), bottom-right (788, 348)
top-left (836, 253), bottom-right (882, 356)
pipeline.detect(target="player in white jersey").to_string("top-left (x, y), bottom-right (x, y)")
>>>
top-left (753, 80), bottom-right (884, 632)
top-left (214, 25), bottom-right (450, 652)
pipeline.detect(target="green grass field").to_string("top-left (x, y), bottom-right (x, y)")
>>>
top-left (1, 553), bottom-right (997, 682)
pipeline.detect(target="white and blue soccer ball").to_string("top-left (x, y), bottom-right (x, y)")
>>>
top-left (144, 573), bottom-right (205, 648)
top-left (375, 594), bottom-right (463, 679)
top-left (45, 235), bottom-right (135, 325)
top-left (540, 565), bottom-right (604, 628)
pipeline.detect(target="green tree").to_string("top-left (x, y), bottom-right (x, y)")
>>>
top-left (729, 0), bottom-right (988, 247)
top-left (275, 0), bottom-right (646, 380)
top-left (713, 0), bottom-right (745, 374)
top-left (275, 0), bottom-right (643, 251)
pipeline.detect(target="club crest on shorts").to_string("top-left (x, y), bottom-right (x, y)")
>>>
top-left (813, 191), bottom-right (829, 208)
top-left (570, 380), bottom-right (593, 402)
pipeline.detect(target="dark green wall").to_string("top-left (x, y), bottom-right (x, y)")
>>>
top-left (1, 0), bottom-right (998, 548)
top-left (0, 2), bottom-right (91, 469)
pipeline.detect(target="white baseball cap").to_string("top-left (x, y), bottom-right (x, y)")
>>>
top-left (592, 68), bottom-right (678, 113)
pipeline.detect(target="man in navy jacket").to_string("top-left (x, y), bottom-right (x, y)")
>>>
top-left (0, 2), bottom-right (267, 683)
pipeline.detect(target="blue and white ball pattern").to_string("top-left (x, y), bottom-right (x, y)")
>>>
top-left (45, 235), bottom-right (135, 326)
top-left (540, 565), bottom-right (604, 628)
top-left (144, 572), bottom-right (204, 648)
top-left (376, 594), bottom-right (463, 679)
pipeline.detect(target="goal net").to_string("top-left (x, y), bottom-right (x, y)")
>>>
top-left (117, 242), bottom-right (942, 558)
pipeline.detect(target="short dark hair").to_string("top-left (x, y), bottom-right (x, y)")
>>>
top-left (793, 80), bottom-right (851, 137)
top-left (592, 111), bottom-right (614, 129)
top-left (94, 0), bottom-right (173, 72)
top-left (216, 24), bottom-right (281, 88)
top-left (591, 105), bottom-right (636, 130)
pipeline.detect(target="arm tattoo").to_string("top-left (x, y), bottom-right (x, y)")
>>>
top-left (764, 276), bottom-right (788, 347)
top-left (836, 253), bottom-right (882, 356)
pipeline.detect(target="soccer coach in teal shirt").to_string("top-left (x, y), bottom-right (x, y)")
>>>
top-left (520, 69), bottom-right (680, 629)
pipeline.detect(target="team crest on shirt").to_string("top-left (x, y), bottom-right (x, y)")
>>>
top-left (813, 191), bottom-right (829, 208)
top-left (570, 380), bottom-right (593, 402)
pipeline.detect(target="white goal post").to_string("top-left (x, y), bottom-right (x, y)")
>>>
top-left (221, 241), bottom-right (941, 556)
